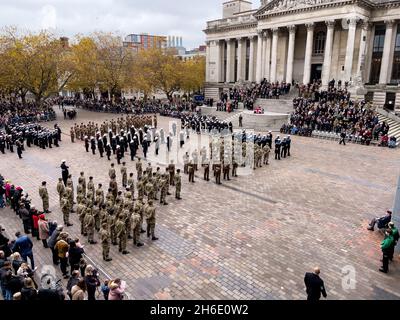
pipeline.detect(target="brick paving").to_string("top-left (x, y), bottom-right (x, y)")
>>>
top-left (0, 107), bottom-right (400, 300)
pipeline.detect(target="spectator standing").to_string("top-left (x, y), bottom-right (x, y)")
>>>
top-left (108, 278), bottom-right (126, 300)
top-left (12, 232), bottom-right (34, 269)
top-left (47, 225), bottom-right (63, 265)
top-left (380, 229), bottom-right (394, 273)
top-left (304, 267), bottom-right (327, 301)
top-left (38, 214), bottom-right (49, 248)
top-left (54, 232), bottom-right (70, 278)
top-left (84, 265), bottom-right (100, 301)
top-left (20, 277), bottom-right (38, 301)
top-left (68, 240), bottom-right (85, 274)
top-left (71, 278), bottom-right (86, 300)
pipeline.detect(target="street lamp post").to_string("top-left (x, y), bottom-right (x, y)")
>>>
top-left (394, 174), bottom-right (400, 216)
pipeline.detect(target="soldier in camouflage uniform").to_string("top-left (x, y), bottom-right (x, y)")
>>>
top-left (96, 183), bottom-right (104, 207)
top-left (99, 223), bottom-right (112, 261)
top-left (76, 199), bottom-right (87, 228)
top-left (65, 182), bottom-right (74, 213)
top-left (79, 205), bottom-right (89, 236)
top-left (174, 169), bottom-right (182, 200)
top-left (132, 202), bottom-right (143, 247)
top-left (92, 202), bottom-right (101, 232)
top-left (115, 214), bottom-right (129, 254)
top-left (100, 203), bottom-right (108, 226)
top-left (106, 188), bottom-right (114, 206)
top-left (66, 175), bottom-right (74, 203)
top-left (84, 208), bottom-right (97, 244)
top-left (78, 172), bottom-right (86, 196)
top-left (263, 144), bottom-right (270, 165)
top-left (56, 178), bottom-right (65, 207)
top-left (76, 183), bottom-right (84, 205)
top-left (145, 177), bottom-right (155, 202)
top-left (39, 181), bottom-right (51, 213)
top-left (87, 176), bottom-right (95, 193)
top-left (136, 158), bottom-right (143, 180)
top-left (145, 200), bottom-right (158, 241)
top-left (109, 163), bottom-right (116, 180)
top-left (137, 177), bottom-right (144, 200)
top-left (61, 193), bottom-right (73, 227)
top-left (108, 209), bottom-right (117, 246)
top-left (159, 174), bottom-right (168, 205)
top-left (127, 173), bottom-right (135, 199)
top-left (121, 162), bottom-right (128, 188)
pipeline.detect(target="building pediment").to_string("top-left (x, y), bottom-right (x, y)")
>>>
top-left (254, 0), bottom-right (375, 18)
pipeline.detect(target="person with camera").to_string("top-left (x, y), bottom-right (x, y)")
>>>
top-left (84, 265), bottom-right (100, 301)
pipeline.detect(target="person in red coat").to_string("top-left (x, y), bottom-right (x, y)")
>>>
top-left (31, 207), bottom-right (40, 241)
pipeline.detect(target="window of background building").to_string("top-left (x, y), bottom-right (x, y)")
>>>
top-left (313, 31), bottom-right (326, 55)
top-left (391, 25), bottom-right (400, 83)
top-left (370, 25), bottom-right (386, 84)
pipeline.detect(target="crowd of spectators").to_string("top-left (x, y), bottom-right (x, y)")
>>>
top-left (283, 82), bottom-right (396, 147)
top-left (217, 80), bottom-right (292, 112)
top-left (0, 100), bottom-right (56, 127)
top-left (0, 175), bottom-right (125, 300)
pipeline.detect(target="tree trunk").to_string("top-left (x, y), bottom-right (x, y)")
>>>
top-left (20, 91), bottom-right (27, 107)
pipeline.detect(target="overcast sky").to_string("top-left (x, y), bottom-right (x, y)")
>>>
top-left (0, 0), bottom-right (262, 50)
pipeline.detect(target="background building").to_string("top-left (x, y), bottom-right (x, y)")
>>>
top-left (204, 0), bottom-right (400, 112)
top-left (177, 45), bottom-right (207, 61)
top-left (123, 33), bottom-right (167, 52)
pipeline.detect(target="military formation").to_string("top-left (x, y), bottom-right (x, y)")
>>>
top-left (55, 160), bottom-right (182, 261)
top-left (180, 129), bottom-right (288, 185)
top-left (0, 123), bottom-right (62, 158)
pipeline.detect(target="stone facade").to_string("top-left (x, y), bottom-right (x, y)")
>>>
top-left (204, 0), bottom-right (400, 110)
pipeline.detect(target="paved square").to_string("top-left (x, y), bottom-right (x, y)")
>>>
top-left (1, 107), bottom-right (400, 300)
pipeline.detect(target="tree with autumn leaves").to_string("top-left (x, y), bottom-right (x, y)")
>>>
top-left (0, 28), bottom-right (205, 105)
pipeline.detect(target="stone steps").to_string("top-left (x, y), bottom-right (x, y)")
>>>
top-left (377, 113), bottom-right (400, 145)
top-left (373, 92), bottom-right (386, 107)
top-left (255, 98), bottom-right (293, 114)
top-left (204, 87), bottom-right (220, 101)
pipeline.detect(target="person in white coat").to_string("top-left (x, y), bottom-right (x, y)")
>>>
top-left (160, 128), bottom-right (165, 144)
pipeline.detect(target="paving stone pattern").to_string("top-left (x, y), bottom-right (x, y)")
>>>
top-left (0, 107), bottom-right (399, 300)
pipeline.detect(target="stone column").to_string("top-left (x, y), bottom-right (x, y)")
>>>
top-left (286, 25), bottom-right (296, 84)
top-left (343, 18), bottom-right (358, 82)
top-left (205, 41), bottom-right (210, 82)
top-left (264, 30), bottom-right (272, 81)
top-left (379, 20), bottom-right (395, 85)
top-left (356, 21), bottom-right (371, 83)
top-left (256, 31), bottom-right (263, 83)
top-left (249, 36), bottom-right (255, 82)
top-left (321, 20), bottom-right (335, 86)
top-left (237, 37), bottom-right (244, 82)
top-left (303, 23), bottom-right (314, 84)
top-left (215, 40), bottom-right (222, 82)
top-left (226, 39), bottom-right (233, 83)
top-left (270, 28), bottom-right (279, 83)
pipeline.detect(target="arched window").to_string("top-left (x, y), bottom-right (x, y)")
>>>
top-left (314, 31), bottom-right (326, 55)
